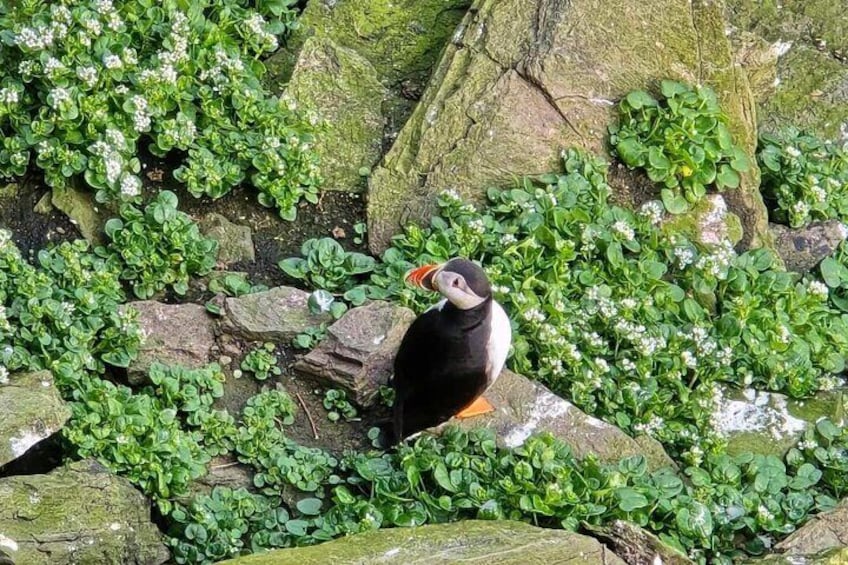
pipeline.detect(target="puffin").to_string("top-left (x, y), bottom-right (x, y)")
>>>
top-left (390, 257), bottom-right (512, 442)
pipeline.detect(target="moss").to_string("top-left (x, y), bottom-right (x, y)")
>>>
top-left (218, 520), bottom-right (626, 565)
top-left (662, 196), bottom-right (744, 248)
top-left (761, 46), bottom-right (848, 140)
top-left (286, 37), bottom-right (387, 193)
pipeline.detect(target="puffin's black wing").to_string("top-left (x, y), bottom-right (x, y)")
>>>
top-left (392, 307), bottom-right (488, 441)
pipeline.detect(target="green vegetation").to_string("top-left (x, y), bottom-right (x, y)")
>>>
top-left (609, 80), bottom-right (750, 214)
top-left (279, 237), bottom-right (376, 291)
top-left (322, 388), bottom-right (358, 422)
top-left (0, 2), bottom-right (845, 560)
top-left (98, 190), bottom-right (218, 298)
top-left (241, 342), bottom-right (282, 381)
top-left (758, 127), bottom-right (848, 228)
top-left (0, 0), bottom-right (320, 219)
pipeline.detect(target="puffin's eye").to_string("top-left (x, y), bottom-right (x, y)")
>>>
top-left (452, 278), bottom-right (461, 287)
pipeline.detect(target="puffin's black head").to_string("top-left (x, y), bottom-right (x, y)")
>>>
top-left (405, 257), bottom-right (491, 310)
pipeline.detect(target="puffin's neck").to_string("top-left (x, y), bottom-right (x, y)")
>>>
top-left (442, 296), bottom-right (492, 331)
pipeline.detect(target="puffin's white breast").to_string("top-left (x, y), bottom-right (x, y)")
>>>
top-left (486, 300), bottom-right (511, 386)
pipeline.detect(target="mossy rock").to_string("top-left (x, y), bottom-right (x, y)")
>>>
top-left (51, 184), bottom-right (109, 246)
top-left (218, 520), bottom-right (627, 564)
top-left (661, 195), bottom-right (744, 249)
top-left (286, 36), bottom-right (387, 193)
top-left (367, 0), bottom-right (769, 254)
top-left (0, 371), bottom-right (70, 468)
top-left (714, 386), bottom-right (846, 457)
top-left (727, 0), bottom-right (848, 140)
top-left (0, 459), bottom-right (169, 564)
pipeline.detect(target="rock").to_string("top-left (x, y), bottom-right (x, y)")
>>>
top-left (367, 0), bottom-right (769, 254)
top-left (294, 301), bottom-right (416, 407)
top-left (775, 498), bottom-right (848, 557)
top-left (33, 191), bottom-right (54, 215)
top-left (275, 0), bottom-right (471, 90)
top-left (125, 301), bottom-right (217, 385)
top-left (198, 213), bottom-right (255, 266)
top-left (749, 548), bottom-right (848, 564)
top-left (771, 220), bottom-right (848, 274)
top-left (0, 183), bottom-right (17, 200)
top-left (662, 195), bottom-right (744, 248)
top-left (193, 456), bottom-right (255, 496)
top-left (454, 370), bottom-right (675, 469)
top-left (222, 286), bottom-right (333, 342)
top-left (51, 184), bottom-right (109, 246)
top-left (727, 1), bottom-right (848, 140)
top-left (0, 459), bottom-right (169, 565)
top-left (583, 520), bottom-right (695, 565)
top-left (286, 37), bottom-right (387, 193)
top-left (714, 386), bottom-right (845, 457)
top-left (268, 0), bottom-right (472, 192)
top-left (217, 520), bottom-right (626, 565)
top-left (0, 371), bottom-right (70, 468)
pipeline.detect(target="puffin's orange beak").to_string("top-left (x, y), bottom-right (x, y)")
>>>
top-left (405, 263), bottom-right (443, 291)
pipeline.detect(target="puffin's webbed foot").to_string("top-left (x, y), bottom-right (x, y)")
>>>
top-left (455, 396), bottom-right (495, 418)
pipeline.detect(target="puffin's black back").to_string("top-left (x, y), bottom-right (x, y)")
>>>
top-left (391, 297), bottom-right (492, 442)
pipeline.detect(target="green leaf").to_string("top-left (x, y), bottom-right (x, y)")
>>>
top-left (820, 257), bottom-right (843, 288)
top-left (296, 497), bottom-right (323, 515)
top-left (661, 189), bottom-right (689, 214)
top-left (616, 488), bottom-right (649, 511)
top-left (716, 164), bottom-right (740, 189)
top-left (625, 90), bottom-right (657, 110)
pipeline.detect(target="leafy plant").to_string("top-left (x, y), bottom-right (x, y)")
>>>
top-left (279, 237), bottom-right (376, 292)
top-left (240, 343), bottom-right (281, 381)
top-left (758, 128), bottom-right (848, 228)
top-left (144, 362), bottom-right (226, 425)
top-left (0, 0), bottom-right (320, 218)
top-left (322, 388), bottom-right (358, 422)
top-left (65, 375), bottom-right (210, 514)
top-left (292, 324), bottom-right (328, 350)
top-left (786, 417), bottom-right (848, 498)
top-left (208, 272), bottom-right (268, 297)
top-left (97, 190), bottom-right (218, 298)
top-left (609, 80), bottom-right (750, 213)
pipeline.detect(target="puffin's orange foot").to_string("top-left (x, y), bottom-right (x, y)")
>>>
top-left (455, 396), bottom-right (495, 419)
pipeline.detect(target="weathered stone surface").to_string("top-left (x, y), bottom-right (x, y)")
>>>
top-left (218, 520), bottom-right (626, 565)
top-left (454, 370), bottom-right (674, 469)
top-left (125, 301), bottom-right (217, 385)
top-left (368, 0), bottom-right (769, 253)
top-left (222, 286), bottom-right (332, 342)
top-left (749, 548), bottom-right (848, 565)
top-left (287, 37), bottom-right (387, 193)
top-left (51, 184), bottom-right (108, 246)
top-left (275, 0), bottom-right (471, 89)
top-left (0, 459), bottom-right (169, 565)
top-left (0, 371), bottom-right (70, 468)
top-left (728, 1), bottom-right (848, 140)
top-left (771, 220), bottom-right (848, 274)
top-left (714, 386), bottom-right (845, 457)
top-left (584, 520), bottom-right (695, 565)
top-left (294, 301), bottom-right (416, 407)
top-left (776, 498), bottom-right (848, 557)
top-left (199, 213), bottom-right (255, 266)
top-left (662, 194), bottom-right (744, 248)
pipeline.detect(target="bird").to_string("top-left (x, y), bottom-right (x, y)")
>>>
top-left (390, 257), bottom-right (512, 442)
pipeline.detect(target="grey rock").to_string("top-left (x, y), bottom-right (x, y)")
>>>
top-left (584, 520), bottom-right (695, 565)
top-left (217, 519), bottom-right (626, 565)
top-left (714, 385), bottom-right (845, 457)
top-left (199, 213), bottom-right (255, 266)
top-left (222, 286), bottom-right (333, 342)
top-left (776, 498), bottom-right (848, 557)
top-left (125, 301), bottom-right (217, 385)
top-left (294, 301), bottom-right (416, 407)
top-left (0, 459), bottom-right (169, 565)
top-left (453, 370), bottom-right (675, 469)
top-left (771, 220), bottom-right (848, 274)
top-left (0, 371), bottom-right (70, 468)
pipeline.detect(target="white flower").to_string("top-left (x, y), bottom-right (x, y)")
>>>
top-left (49, 87), bottom-right (71, 109)
top-left (594, 357), bottom-right (610, 373)
top-left (674, 247), bottom-right (695, 269)
top-left (43, 56), bottom-right (65, 75)
top-left (791, 201), bottom-right (810, 220)
top-left (757, 505), bottom-right (775, 522)
top-left (0, 88), bottom-right (19, 105)
top-left (785, 146), bottom-right (801, 158)
top-left (103, 53), bottom-right (122, 69)
top-left (522, 307), bottom-right (546, 324)
top-left (76, 65), bottom-right (98, 87)
top-left (681, 350), bottom-right (697, 368)
top-left (612, 220), bottom-right (635, 241)
top-left (105, 128), bottom-right (126, 149)
top-left (808, 280), bottom-right (829, 299)
top-left (120, 175), bottom-right (141, 197)
top-left (797, 439), bottom-right (818, 450)
top-left (639, 200), bottom-right (664, 225)
top-left (500, 233), bottom-right (517, 245)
